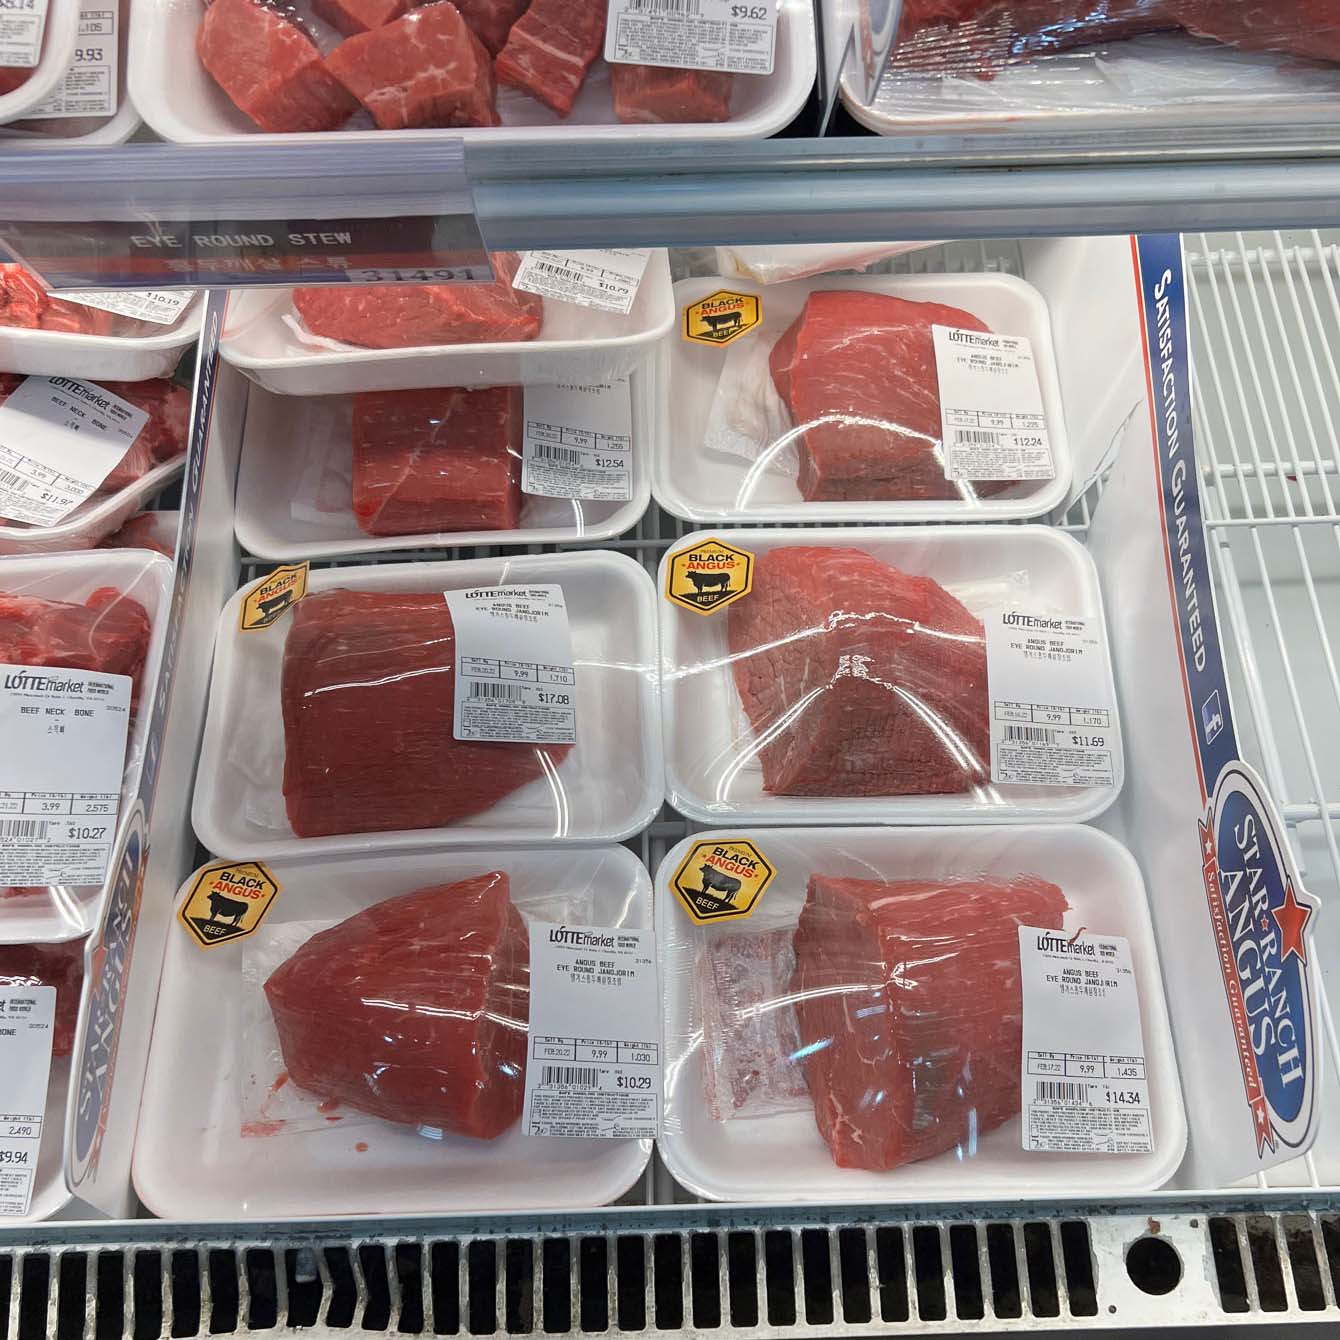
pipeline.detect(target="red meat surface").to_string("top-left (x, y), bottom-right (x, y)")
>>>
top-left (0, 68), bottom-right (33, 96)
top-left (0, 265), bottom-right (117, 336)
top-left (610, 64), bottom-right (734, 123)
top-left (264, 873), bottom-right (529, 1137)
top-left (326, 2), bottom-right (499, 129)
top-left (1162, 0), bottom-right (1340, 64)
top-left (454, 0), bottom-right (530, 53)
top-left (352, 386), bottom-right (522, 535)
top-left (0, 587), bottom-right (151, 706)
top-left (100, 512), bottom-right (177, 557)
top-left (770, 290), bottom-right (1014, 502)
top-left (198, 0), bottom-right (358, 132)
top-left (0, 940), bottom-right (86, 1057)
top-left (312, 0), bottom-right (409, 35)
top-left (727, 547), bottom-right (989, 797)
top-left (496, 0), bottom-right (607, 116)
top-left (792, 873), bottom-right (1068, 1170)
top-left (291, 253), bottom-right (542, 348)
top-left (281, 590), bottom-right (571, 837)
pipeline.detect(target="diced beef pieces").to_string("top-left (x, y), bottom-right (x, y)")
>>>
top-left (198, 0), bottom-right (359, 132)
top-left (496, 0), bottom-right (607, 117)
top-left (0, 940), bottom-right (86, 1057)
top-left (610, 64), bottom-right (733, 123)
top-left (1162, 0), bottom-right (1340, 64)
top-left (291, 253), bottom-right (543, 347)
top-left (312, 0), bottom-right (410, 36)
top-left (326, 1), bottom-right (499, 128)
top-left (453, 0), bottom-right (530, 54)
top-left (352, 386), bottom-right (522, 536)
top-left (280, 589), bottom-right (571, 837)
top-left (792, 873), bottom-right (1068, 1170)
top-left (0, 265), bottom-right (117, 335)
top-left (727, 546), bottom-right (989, 797)
top-left (264, 873), bottom-right (529, 1137)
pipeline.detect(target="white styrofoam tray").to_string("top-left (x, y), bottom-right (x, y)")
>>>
top-left (657, 824), bottom-right (1187, 1203)
top-left (0, 0), bottom-right (79, 125)
top-left (659, 526), bottom-right (1123, 825)
top-left (654, 272), bottom-right (1072, 524)
top-left (0, 93), bottom-right (141, 147)
top-left (130, 0), bottom-right (814, 145)
top-left (193, 551), bottom-right (663, 860)
top-left (134, 846), bottom-right (654, 1219)
top-left (232, 369), bottom-right (655, 561)
top-left (0, 549), bottom-right (175, 943)
top-left (0, 292), bottom-right (202, 380)
top-left (219, 252), bottom-right (676, 397)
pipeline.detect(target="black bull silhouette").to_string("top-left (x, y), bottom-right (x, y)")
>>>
top-left (207, 890), bottom-right (251, 926)
top-left (686, 570), bottom-right (730, 594)
top-left (257, 590), bottom-right (294, 618)
top-left (695, 863), bottom-right (742, 901)
top-left (701, 311), bottom-right (743, 334)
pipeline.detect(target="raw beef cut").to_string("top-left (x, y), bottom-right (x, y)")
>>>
top-left (100, 512), bottom-right (177, 557)
top-left (791, 873), bottom-right (1068, 1170)
top-left (453, 0), bottom-right (530, 54)
top-left (291, 253), bottom-right (543, 348)
top-left (326, 2), bottom-right (499, 129)
top-left (770, 290), bottom-right (1014, 502)
top-left (496, 0), bottom-right (607, 116)
top-left (0, 265), bottom-right (117, 336)
top-left (312, 0), bottom-right (409, 36)
top-left (610, 65), bottom-right (734, 123)
top-left (352, 386), bottom-right (522, 535)
top-left (281, 590), bottom-right (570, 836)
top-left (727, 546), bottom-right (989, 796)
top-left (264, 873), bottom-right (529, 1137)
top-left (0, 586), bottom-right (152, 706)
top-left (0, 940), bottom-right (86, 1057)
top-left (0, 68), bottom-right (32, 97)
top-left (198, 0), bottom-right (358, 132)
top-left (1161, 0), bottom-right (1340, 64)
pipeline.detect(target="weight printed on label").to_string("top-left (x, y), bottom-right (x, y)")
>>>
top-left (522, 380), bottom-right (633, 502)
top-left (985, 611), bottom-right (1116, 788)
top-left (0, 986), bottom-right (55, 1219)
top-left (0, 376), bottom-right (149, 527)
top-left (24, 0), bottom-right (116, 118)
top-left (0, 0), bottom-right (49, 69)
top-left (932, 325), bottom-right (1055, 483)
top-left (511, 249), bottom-right (651, 316)
top-left (0, 664), bottom-right (130, 887)
top-left (56, 289), bottom-right (193, 327)
top-left (523, 922), bottom-right (660, 1141)
top-left (444, 585), bottom-right (576, 746)
top-left (606, 0), bottom-right (777, 75)
top-left (1019, 930), bottom-right (1153, 1155)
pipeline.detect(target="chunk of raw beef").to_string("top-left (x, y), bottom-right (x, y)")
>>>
top-left (0, 940), bottom-right (86, 1057)
top-left (1161, 0), bottom-right (1340, 64)
top-left (281, 590), bottom-right (570, 836)
top-left (0, 265), bottom-right (117, 335)
top-left (453, 0), bottom-right (530, 53)
top-left (496, 0), bottom-right (606, 116)
top-left (291, 253), bottom-right (543, 348)
top-left (264, 874), bottom-right (529, 1137)
top-left (100, 512), bottom-right (177, 557)
top-left (610, 64), bottom-right (734, 123)
top-left (770, 290), bottom-right (1014, 501)
top-left (727, 547), bottom-right (989, 797)
top-left (198, 0), bottom-right (358, 132)
top-left (326, 2), bottom-right (499, 128)
top-left (312, 0), bottom-right (409, 36)
top-left (792, 873), bottom-right (1068, 1170)
top-left (352, 386), bottom-right (522, 535)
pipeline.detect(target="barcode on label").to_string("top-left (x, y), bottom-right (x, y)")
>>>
top-left (532, 443), bottom-right (583, 466)
top-left (1005, 725), bottom-right (1054, 744)
top-left (0, 819), bottom-right (51, 840)
top-left (954, 428), bottom-right (1004, 446)
top-left (624, 0), bottom-right (702, 11)
top-left (0, 469), bottom-right (30, 491)
top-left (1034, 1081), bottom-right (1089, 1104)
top-left (467, 681), bottom-right (527, 700)
top-left (542, 1065), bottom-right (600, 1087)
top-left (535, 262), bottom-right (577, 278)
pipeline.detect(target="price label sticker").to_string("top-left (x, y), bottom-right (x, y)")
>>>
top-left (56, 288), bottom-right (194, 327)
top-left (24, 0), bottom-right (116, 118)
top-left (0, 0), bottom-right (49, 70)
top-left (0, 985), bottom-right (56, 1219)
top-left (606, 0), bottom-right (777, 74)
top-left (512, 249), bottom-right (651, 316)
top-left (521, 380), bottom-right (633, 502)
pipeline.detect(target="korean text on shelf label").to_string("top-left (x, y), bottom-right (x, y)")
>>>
top-left (57, 289), bottom-right (194, 326)
top-left (1019, 929), bottom-right (1153, 1155)
top-left (512, 249), bottom-right (651, 316)
top-left (0, 0), bottom-right (49, 70)
top-left (444, 585), bottom-right (576, 745)
top-left (522, 380), bottom-right (633, 502)
top-left (0, 986), bottom-right (56, 1219)
top-left (23, 0), bottom-right (116, 118)
top-left (0, 664), bottom-right (131, 887)
top-left (932, 326), bottom-right (1055, 483)
top-left (0, 376), bottom-right (148, 527)
top-left (985, 611), bottom-right (1116, 788)
top-left (606, 0), bottom-right (777, 75)
top-left (524, 922), bottom-right (660, 1140)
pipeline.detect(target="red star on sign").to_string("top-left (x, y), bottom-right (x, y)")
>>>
top-left (1272, 881), bottom-right (1313, 965)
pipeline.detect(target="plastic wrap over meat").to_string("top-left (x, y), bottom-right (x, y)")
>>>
top-left (0, 940), bottom-right (86, 1057)
top-left (263, 873), bottom-right (530, 1137)
top-left (714, 243), bottom-right (943, 286)
top-left (99, 511), bottom-right (178, 557)
top-left (0, 266), bottom-right (185, 338)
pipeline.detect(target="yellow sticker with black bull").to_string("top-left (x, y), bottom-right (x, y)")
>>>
top-left (683, 289), bottom-right (761, 347)
top-left (670, 838), bottom-right (775, 924)
top-left (239, 562), bottom-right (308, 632)
top-left (177, 860), bottom-right (281, 949)
top-left (665, 537), bottom-right (753, 615)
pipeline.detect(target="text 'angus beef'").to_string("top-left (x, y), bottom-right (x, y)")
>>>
top-left (280, 590), bottom-right (571, 837)
top-left (792, 873), bottom-right (1068, 1170)
top-left (727, 547), bottom-right (989, 797)
top-left (263, 873), bottom-right (529, 1137)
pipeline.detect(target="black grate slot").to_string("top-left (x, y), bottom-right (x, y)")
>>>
top-left (465, 1241), bottom-right (497, 1337)
top-left (985, 1224), bottom-right (1022, 1320)
top-left (910, 1227), bottom-right (946, 1322)
top-left (1059, 1222), bottom-right (1098, 1316)
top-left (244, 1249), bottom-right (279, 1331)
top-left (396, 1243), bottom-right (425, 1334)
top-left (132, 1251), bottom-right (164, 1340)
top-left (0, 1255), bottom-right (10, 1340)
top-left (836, 1229), bottom-right (871, 1325)
top-left (1208, 1219), bottom-right (1250, 1313)
top-left (504, 1241), bottom-right (533, 1335)
top-left (430, 1242), bottom-right (461, 1335)
top-left (1281, 1217), bottom-right (1327, 1311)
top-left (284, 1249), bottom-right (323, 1331)
top-left (688, 1234), bottom-right (721, 1330)
top-left (19, 1252), bottom-right (51, 1340)
top-left (725, 1233), bottom-right (758, 1329)
top-left (578, 1238), bottom-right (608, 1334)
top-left (1245, 1217), bottom-right (1288, 1312)
top-left (95, 1254), bottom-right (125, 1340)
top-left (948, 1224), bottom-right (984, 1320)
top-left (1022, 1223), bottom-right (1060, 1317)
top-left (873, 1227), bottom-right (909, 1323)
top-left (652, 1236), bottom-right (682, 1333)
top-left (206, 1251), bottom-right (238, 1335)
top-left (323, 1248), bottom-right (358, 1330)
top-left (1319, 1218), bottom-right (1340, 1303)
top-left (540, 1240), bottom-right (570, 1335)
top-left (169, 1251), bottom-right (202, 1338)
top-left (360, 1244), bottom-right (393, 1333)
top-left (57, 1253), bottom-right (89, 1340)
top-left (798, 1230), bottom-right (833, 1327)
top-left (615, 1237), bottom-right (646, 1333)
top-left (762, 1232), bottom-right (795, 1328)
